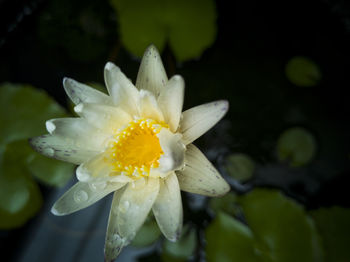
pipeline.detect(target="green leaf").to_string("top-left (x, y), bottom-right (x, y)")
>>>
top-left (310, 207), bottom-right (350, 262)
top-left (131, 216), bottom-right (161, 247)
top-left (0, 83), bottom-right (74, 228)
top-left (277, 127), bottom-right (317, 167)
top-left (206, 212), bottom-right (262, 262)
top-left (208, 192), bottom-right (238, 217)
top-left (0, 142), bottom-right (42, 229)
top-left (0, 83), bottom-right (66, 146)
top-left (206, 189), bottom-right (324, 262)
top-left (285, 56), bottom-right (321, 87)
top-left (225, 153), bottom-right (255, 182)
top-left (162, 226), bottom-right (197, 262)
top-left (110, 0), bottom-right (217, 61)
top-left (238, 189), bottom-right (324, 262)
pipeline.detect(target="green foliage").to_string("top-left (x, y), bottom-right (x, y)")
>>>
top-left (206, 189), bottom-right (323, 262)
top-left (285, 56), bottom-right (321, 87)
top-left (0, 83), bottom-right (74, 229)
top-left (208, 192), bottom-right (238, 217)
top-left (310, 207), bottom-right (350, 262)
top-left (277, 127), bottom-right (316, 167)
top-left (161, 226), bottom-right (197, 262)
top-left (110, 0), bottom-right (217, 62)
top-left (131, 216), bottom-right (161, 247)
top-left (225, 153), bottom-right (255, 182)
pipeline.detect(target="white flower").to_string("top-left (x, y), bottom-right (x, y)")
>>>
top-left (30, 45), bottom-right (229, 261)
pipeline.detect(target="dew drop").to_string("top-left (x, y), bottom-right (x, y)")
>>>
top-left (74, 190), bottom-right (88, 203)
top-left (118, 200), bottom-right (130, 213)
top-left (89, 181), bottom-right (107, 191)
top-left (45, 147), bottom-right (55, 157)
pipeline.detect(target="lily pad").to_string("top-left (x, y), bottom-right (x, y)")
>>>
top-left (206, 189), bottom-right (324, 262)
top-left (162, 226), bottom-right (197, 262)
top-left (310, 207), bottom-right (350, 262)
top-left (285, 56), bottom-right (321, 87)
top-left (225, 153), bottom-right (255, 182)
top-left (0, 83), bottom-right (74, 228)
top-left (277, 127), bottom-right (316, 167)
top-left (131, 216), bottom-right (161, 247)
top-left (110, 0), bottom-right (217, 61)
top-left (0, 142), bottom-right (42, 229)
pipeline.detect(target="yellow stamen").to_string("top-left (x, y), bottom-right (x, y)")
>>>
top-left (108, 118), bottom-right (168, 178)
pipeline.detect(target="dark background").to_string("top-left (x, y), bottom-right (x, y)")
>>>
top-left (1, 0), bottom-right (350, 261)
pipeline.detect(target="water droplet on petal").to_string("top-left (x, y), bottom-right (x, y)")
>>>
top-left (74, 190), bottom-right (88, 203)
top-left (45, 147), bottom-right (55, 157)
top-left (118, 200), bottom-right (130, 213)
top-left (89, 181), bottom-right (107, 191)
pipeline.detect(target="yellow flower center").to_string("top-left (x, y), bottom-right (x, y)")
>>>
top-left (108, 118), bottom-right (168, 178)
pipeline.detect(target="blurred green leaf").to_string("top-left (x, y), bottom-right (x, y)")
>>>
top-left (0, 83), bottom-right (66, 146)
top-left (132, 216), bottom-right (161, 247)
top-left (277, 127), bottom-right (316, 167)
top-left (0, 142), bottom-right (42, 229)
top-left (208, 192), bottom-right (238, 217)
top-left (285, 56), bottom-right (321, 87)
top-left (110, 0), bottom-right (217, 61)
top-left (310, 207), bottom-right (350, 262)
top-left (0, 83), bottom-right (74, 228)
top-left (225, 153), bottom-right (255, 182)
top-left (238, 189), bottom-right (324, 262)
top-left (162, 226), bottom-right (197, 262)
top-left (206, 189), bottom-right (324, 262)
top-left (206, 212), bottom-right (262, 262)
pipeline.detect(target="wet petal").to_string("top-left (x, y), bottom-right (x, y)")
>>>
top-left (139, 89), bottom-right (164, 122)
top-left (105, 189), bottom-right (127, 262)
top-left (76, 152), bottom-right (113, 182)
top-left (29, 135), bottom-right (99, 164)
top-left (63, 78), bottom-right (112, 105)
top-left (152, 173), bottom-right (183, 241)
top-left (158, 75), bottom-right (185, 132)
top-left (179, 100), bottom-right (229, 145)
top-left (45, 118), bottom-right (108, 151)
top-left (104, 62), bottom-right (140, 116)
top-left (177, 144), bottom-right (230, 197)
top-left (51, 181), bottom-right (125, 216)
top-left (74, 103), bottom-right (132, 134)
top-left (115, 178), bottom-right (159, 242)
top-left (136, 45), bottom-right (168, 97)
top-left (157, 129), bottom-right (185, 174)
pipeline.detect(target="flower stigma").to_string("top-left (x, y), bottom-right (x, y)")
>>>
top-left (107, 118), bottom-right (169, 178)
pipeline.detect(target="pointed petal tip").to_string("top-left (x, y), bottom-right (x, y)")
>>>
top-left (74, 103), bottom-right (84, 113)
top-left (145, 44), bottom-right (159, 54)
top-left (45, 120), bottom-right (56, 134)
top-left (105, 62), bottom-right (119, 72)
top-left (51, 205), bottom-right (63, 216)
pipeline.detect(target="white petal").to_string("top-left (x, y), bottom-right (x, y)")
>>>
top-left (152, 173), bottom-right (183, 241)
top-left (136, 45), bottom-right (168, 97)
top-left (179, 100), bottom-right (229, 145)
top-left (104, 62), bottom-right (140, 116)
top-left (176, 144), bottom-right (230, 197)
top-left (157, 129), bottom-right (185, 174)
top-left (76, 153), bottom-right (114, 182)
top-left (29, 135), bottom-right (99, 164)
top-left (74, 103), bottom-right (132, 134)
top-left (51, 181), bottom-right (125, 216)
top-left (139, 89), bottom-right (164, 122)
top-left (105, 189), bottom-right (127, 262)
top-left (63, 78), bottom-right (112, 105)
top-left (114, 178), bottom-right (160, 242)
top-left (158, 75), bottom-right (185, 132)
top-left (45, 118), bottom-right (108, 151)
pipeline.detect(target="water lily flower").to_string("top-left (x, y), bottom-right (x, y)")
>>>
top-left (30, 45), bottom-right (230, 261)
